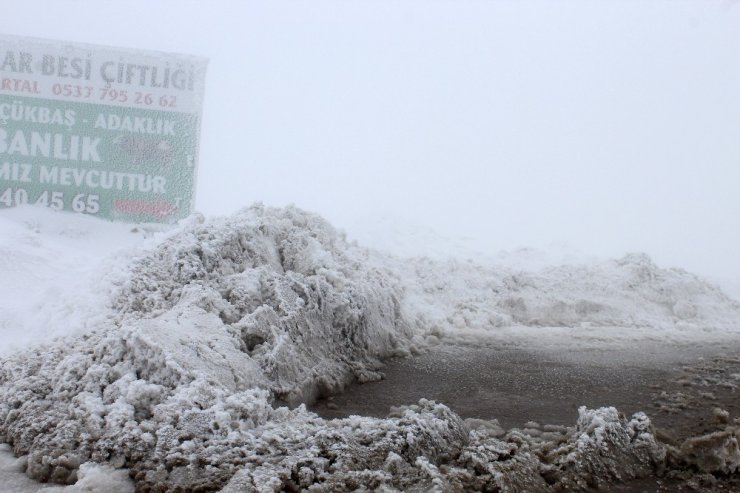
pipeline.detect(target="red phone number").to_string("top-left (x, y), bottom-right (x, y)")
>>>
top-left (51, 83), bottom-right (177, 108)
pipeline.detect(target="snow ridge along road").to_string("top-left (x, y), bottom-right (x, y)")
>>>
top-left (0, 204), bottom-right (738, 491)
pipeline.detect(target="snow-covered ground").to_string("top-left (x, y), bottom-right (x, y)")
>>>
top-left (0, 206), bottom-right (167, 356)
top-left (0, 204), bottom-right (738, 491)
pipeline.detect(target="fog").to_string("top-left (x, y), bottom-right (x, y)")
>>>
top-left (5, 0), bottom-right (740, 290)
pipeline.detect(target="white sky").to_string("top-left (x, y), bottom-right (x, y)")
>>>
top-left (4, 0), bottom-right (740, 284)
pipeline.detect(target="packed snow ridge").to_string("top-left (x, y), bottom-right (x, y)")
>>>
top-left (0, 204), bottom-right (739, 491)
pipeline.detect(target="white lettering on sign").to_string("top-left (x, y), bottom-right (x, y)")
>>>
top-left (93, 114), bottom-right (175, 136)
top-left (0, 101), bottom-right (76, 128)
top-left (39, 165), bottom-right (166, 193)
top-left (0, 162), bottom-right (33, 182)
top-left (0, 129), bottom-right (100, 162)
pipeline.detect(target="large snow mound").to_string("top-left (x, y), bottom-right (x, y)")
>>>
top-left (1, 203), bottom-right (739, 491)
top-left (111, 204), bottom-right (419, 403)
top-left (0, 204), bottom-right (422, 487)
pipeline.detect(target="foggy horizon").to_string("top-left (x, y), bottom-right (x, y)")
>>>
top-left (4, 0), bottom-right (739, 287)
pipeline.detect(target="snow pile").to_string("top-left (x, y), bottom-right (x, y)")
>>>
top-left (670, 425), bottom-right (740, 475)
top-left (217, 404), bottom-right (664, 492)
top-left (1, 203), bottom-right (739, 491)
top-left (393, 252), bottom-right (740, 339)
top-left (112, 204), bottom-right (418, 402)
top-left (0, 443), bottom-right (134, 493)
top-left (0, 204), bottom-right (420, 487)
top-left (547, 407), bottom-right (664, 490)
top-left (64, 463), bottom-right (135, 493)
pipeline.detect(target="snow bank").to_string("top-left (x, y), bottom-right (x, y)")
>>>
top-left (392, 252), bottom-right (740, 344)
top-left (1, 203), bottom-right (739, 491)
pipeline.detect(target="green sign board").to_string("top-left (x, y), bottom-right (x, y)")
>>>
top-left (0, 34), bottom-right (207, 223)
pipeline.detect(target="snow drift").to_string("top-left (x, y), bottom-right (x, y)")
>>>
top-left (1, 204), bottom-right (739, 491)
top-left (393, 253), bottom-right (740, 338)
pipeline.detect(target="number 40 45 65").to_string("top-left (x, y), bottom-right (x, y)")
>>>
top-left (0, 188), bottom-right (100, 214)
